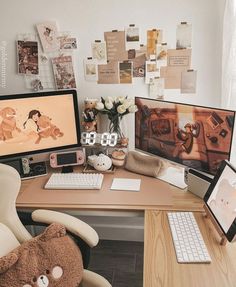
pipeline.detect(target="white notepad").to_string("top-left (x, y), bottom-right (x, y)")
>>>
top-left (110, 178), bottom-right (141, 191)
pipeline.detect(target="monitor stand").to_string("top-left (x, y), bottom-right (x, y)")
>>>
top-left (156, 163), bottom-right (187, 189)
top-left (61, 166), bottom-right (74, 173)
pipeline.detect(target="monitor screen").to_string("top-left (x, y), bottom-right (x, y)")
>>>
top-left (0, 90), bottom-right (81, 160)
top-left (135, 97), bottom-right (235, 175)
top-left (204, 160), bottom-right (236, 241)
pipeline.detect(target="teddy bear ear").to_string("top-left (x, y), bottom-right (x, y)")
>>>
top-left (39, 223), bottom-right (66, 242)
top-left (0, 253), bottom-right (18, 274)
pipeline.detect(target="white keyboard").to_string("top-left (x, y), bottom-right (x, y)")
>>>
top-left (167, 212), bottom-right (211, 263)
top-left (45, 173), bottom-right (104, 190)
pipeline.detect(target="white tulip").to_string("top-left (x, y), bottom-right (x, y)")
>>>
top-left (117, 104), bottom-right (126, 114)
top-left (105, 100), bottom-right (113, 110)
top-left (104, 96), bottom-right (114, 103)
top-left (115, 96), bottom-right (125, 104)
top-left (123, 99), bottom-right (132, 109)
top-left (95, 102), bottom-right (104, 110)
top-left (128, 104), bottom-right (138, 113)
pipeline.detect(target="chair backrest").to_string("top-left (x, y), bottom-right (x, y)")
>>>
top-left (0, 223), bottom-right (20, 257)
top-left (0, 164), bottom-right (32, 243)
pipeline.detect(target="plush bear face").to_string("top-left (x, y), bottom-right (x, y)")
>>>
top-left (84, 99), bottom-right (97, 109)
top-left (22, 265), bottom-right (63, 287)
top-left (0, 223), bottom-right (83, 287)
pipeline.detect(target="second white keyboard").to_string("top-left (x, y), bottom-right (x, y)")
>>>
top-left (45, 173), bottom-right (104, 190)
top-left (167, 212), bottom-right (211, 263)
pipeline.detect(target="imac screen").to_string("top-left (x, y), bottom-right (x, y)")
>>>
top-left (135, 97), bottom-right (235, 175)
top-left (0, 90), bottom-right (80, 160)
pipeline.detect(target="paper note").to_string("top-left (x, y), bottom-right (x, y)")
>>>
top-left (167, 49), bottom-right (191, 68)
top-left (97, 61), bottom-right (119, 84)
top-left (110, 178), bottom-right (141, 191)
top-left (160, 66), bottom-right (187, 89)
top-left (181, 70), bottom-right (197, 93)
top-left (104, 31), bottom-right (128, 61)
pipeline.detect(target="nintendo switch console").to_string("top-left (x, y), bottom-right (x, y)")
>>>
top-left (184, 168), bottom-right (212, 199)
top-left (49, 150), bottom-right (85, 168)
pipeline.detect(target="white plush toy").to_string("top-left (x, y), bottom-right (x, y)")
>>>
top-left (88, 154), bottom-right (112, 171)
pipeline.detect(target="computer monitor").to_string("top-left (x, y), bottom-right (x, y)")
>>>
top-left (0, 90), bottom-right (81, 162)
top-left (135, 97), bottom-right (235, 187)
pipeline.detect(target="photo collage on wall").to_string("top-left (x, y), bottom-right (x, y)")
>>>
top-left (84, 22), bottom-right (197, 99)
top-left (16, 21), bottom-right (78, 91)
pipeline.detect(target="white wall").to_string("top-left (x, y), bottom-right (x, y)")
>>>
top-left (0, 0), bottom-right (225, 145)
top-left (0, 0), bottom-right (226, 241)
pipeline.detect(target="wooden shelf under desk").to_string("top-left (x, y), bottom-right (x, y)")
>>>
top-left (144, 210), bottom-right (236, 287)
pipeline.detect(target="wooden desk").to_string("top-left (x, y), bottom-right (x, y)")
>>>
top-left (16, 169), bottom-right (236, 287)
top-left (144, 211), bottom-right (236, 287)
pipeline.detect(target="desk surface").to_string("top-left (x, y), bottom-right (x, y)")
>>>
top-left (16, 168), bottom-right (236, 287)
top-left (144, 210), bottom-right (236, 287)
top-left (17, 168), bottom-right (203, 211)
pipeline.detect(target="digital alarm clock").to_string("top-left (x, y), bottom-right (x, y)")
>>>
top-left (80, 132), bottom-right (118, 146)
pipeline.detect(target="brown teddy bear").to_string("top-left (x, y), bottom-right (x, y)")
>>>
top-left (0, 107), bottom-right (21, 141)
top-left (82, 99), bottom-right (98, 132)
top-left (0, 223), bottom-right (83, 287)
top-left (82, 120), bottom-right (97, 132)
top-left (35, 115), bottom-right (64, 144)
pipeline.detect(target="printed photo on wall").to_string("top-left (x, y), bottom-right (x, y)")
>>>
top-left (92, 41), bottom-right (107, 63)
top-left (145, 59), bottom-right (160, 84)
top-left (119, 62), bottom-right (133, 84)
top-left (125, 26), bottom-right (140, 50)
top-left (84, 58), bottom-right (98, 81)
top-left (147, 29), bottom-right (163, 57)
top-left (133, 54), bottom-right (146, 77)
top-left (136, 44), bottom-right (147, 58)
top-left (52, 55), bottom-right (76, 89)
top-left (149, 77), bottom-right (165, 99)
top-left (58, 36), bottom-right (77, 50)
top-left (156, 43), bottom-right (168, 67)
top-left (36, 21), bottom-right (59, 52)
top-left (17, 40), bottom-right (39, 75)
top-left (176, 23), bottom-right (192, 49)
